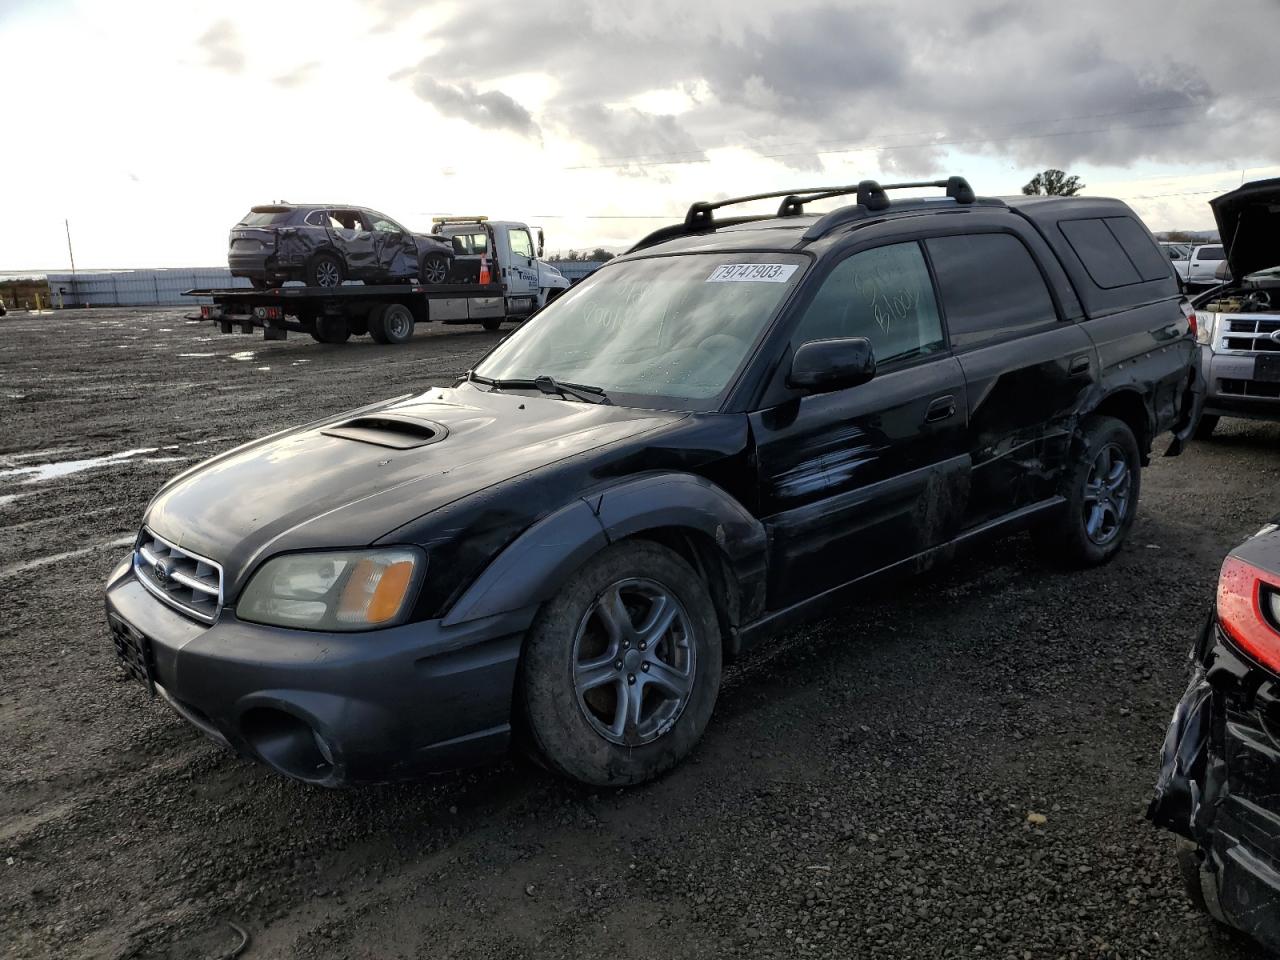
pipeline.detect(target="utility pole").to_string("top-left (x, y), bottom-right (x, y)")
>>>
top-left (65, 218), bottom-right (78, 307)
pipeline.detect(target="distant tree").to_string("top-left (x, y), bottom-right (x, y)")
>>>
top-left (588, 248), bottom-right (616, 262)
top-left (564, 250), bottom-right (581, 261)
top-left (1162, 230), bottom-right (1197, 243)
top-left (1021, 169), bottom-right (1085, 196)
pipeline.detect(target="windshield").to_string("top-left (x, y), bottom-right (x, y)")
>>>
top-left (474, 253), bottom-right (807, 408)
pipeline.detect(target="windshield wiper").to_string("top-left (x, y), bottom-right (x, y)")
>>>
top-left (466, 372), bottom-right (611, 404)
top-left (533, 375), bottom-right (612, 404)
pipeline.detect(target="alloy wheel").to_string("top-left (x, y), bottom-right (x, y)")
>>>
top-left (571, 578), bottom-right (696, 747)
top-left (423, 257), bottom-right (447, 283)
top-left (316, 260), bottom-right (341, 287)
top-left (1083, 441), bottom-right (1131, 545)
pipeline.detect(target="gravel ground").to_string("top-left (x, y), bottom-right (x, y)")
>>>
top-left (1, 307), bottom-right (1278, 960)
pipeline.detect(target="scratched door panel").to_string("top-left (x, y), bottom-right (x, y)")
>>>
top-left (750, 356), bottom-right (969, 609)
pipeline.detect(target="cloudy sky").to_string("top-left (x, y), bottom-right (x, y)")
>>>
top-left (2, 0), bottom-right (1279, 270)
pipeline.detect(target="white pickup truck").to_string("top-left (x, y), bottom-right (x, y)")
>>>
top-left (1164, 241), bottom-right (1227, 287)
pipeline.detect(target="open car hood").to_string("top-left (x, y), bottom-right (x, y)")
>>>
top-left (1211, 177), bottom-right (1280, 280)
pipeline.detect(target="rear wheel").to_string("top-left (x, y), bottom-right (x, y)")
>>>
top-left (419, 253), bottom-right (450, 284)
top-left (309, 313), bottom-right (350, 344)
top-left (306, 252), bottom-right (345, 288)
top-left (369, 303), bottom-right (414, 345)
top-left (1194, 414), bottom-right (1219, 440)
top-left (520, 540), bottom-right (722, 787)
top-left (249, 278), bottom-right (273, 290)
top-left (482, 318), bottom-right (503, 331)
top-left (1033, 415), bottom-right (1140, 567)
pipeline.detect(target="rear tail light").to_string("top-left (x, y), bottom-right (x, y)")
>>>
top-left (1217, 554), bottom-right (1280, 674)
top-left (1179, 299), bottom-right (1197, 339)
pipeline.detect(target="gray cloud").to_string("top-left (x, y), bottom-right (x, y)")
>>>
top-left (273, 61), bottom-right (319, 89)
top-left (196, 19), bottom-right (243, 74)
top-left (410, 77), bottom-right (540, 138)
top-left (382, 0), bottom-right (1280, 178)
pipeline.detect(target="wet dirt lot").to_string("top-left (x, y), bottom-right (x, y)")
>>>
top-left (2, 307), bottom-right (1278, 960)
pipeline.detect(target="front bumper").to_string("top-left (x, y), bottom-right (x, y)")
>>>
top-left (1149, 617), bottom-right (1280, 953)
top-left (1200, 348), bottom-right (1280, 421)
top-left (104, 558), bottom-right (531, 785)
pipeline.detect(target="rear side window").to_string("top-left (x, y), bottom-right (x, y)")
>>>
top-left (1197, 245), bottom-right (1225, 260)
top-left (925, 234), bottom-right (1058, 350)
top-left (792, 242), bottom-right (945, 366)
top-left (303, 210), bottom-right (328, 227)
top-left (1059, 217), bottom-right (1170, 287)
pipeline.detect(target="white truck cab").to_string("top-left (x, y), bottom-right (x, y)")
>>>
top-left (430, 217), bottom-right (570, 324)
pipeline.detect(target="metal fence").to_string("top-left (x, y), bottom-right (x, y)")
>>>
top-left (44, 269), bottom-right (250, 307)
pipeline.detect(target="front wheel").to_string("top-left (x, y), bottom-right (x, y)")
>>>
top-left (520, 540), bottom-right (722, 787)
top-left (1033, 415), bottom-right (1141, 567)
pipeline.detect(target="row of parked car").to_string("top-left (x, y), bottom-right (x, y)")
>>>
top-left (107, 177), bottom-right (1280, 953)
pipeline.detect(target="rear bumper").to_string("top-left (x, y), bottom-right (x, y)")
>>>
top-left (1149, 618), bottom-right (1280, 953)
top-left (103, 558), bottom-right (532, 785)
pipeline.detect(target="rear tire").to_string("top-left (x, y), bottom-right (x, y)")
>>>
top-left (1194, 414), bottom-right (1219, 440)
top-left (249, 278), bottom-right (272, 290)
top-left (482, 318), bottom-right (503, 331)
top-left (309, 314), bottom-right (350, 344)
top-left (419, 253), bottom-right (450, 285)
top-left (369, 303), bottom-right (414, 345)
top-left (1033, 415), bottom-right (1140, 568)
top-left (520, 540), bottom-right (722, 787)
top-left (306, 252), bottom-right (345, 288)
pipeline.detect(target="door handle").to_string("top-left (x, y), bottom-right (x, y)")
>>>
top-left (1068, 355), bottom-right (1091, 376)
top-left (924, 395), bottom-right (956, 423)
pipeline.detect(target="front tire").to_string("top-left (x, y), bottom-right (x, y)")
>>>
top-left (520, 540), bottom-right (722, 787)
top-left (1033, 415), bottom-right (1141, 567)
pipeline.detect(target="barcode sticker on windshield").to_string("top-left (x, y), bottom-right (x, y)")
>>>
top-left (705, 263), bottom-right (798, 283)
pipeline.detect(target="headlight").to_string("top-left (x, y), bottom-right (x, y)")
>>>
top-left (237, 548), bottom-right (424, 631)
top-left (1195, 311), bottom-right (1217, 346)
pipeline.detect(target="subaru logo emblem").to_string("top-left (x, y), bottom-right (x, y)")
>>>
top-left (154, 561), bottom-right (171, 584)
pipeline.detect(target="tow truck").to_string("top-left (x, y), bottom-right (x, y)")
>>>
top-left (186, 217), bottom-right (571, 345)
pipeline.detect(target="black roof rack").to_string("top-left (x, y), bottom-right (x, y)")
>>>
top-left (628, 177), bottom-right (994, 253)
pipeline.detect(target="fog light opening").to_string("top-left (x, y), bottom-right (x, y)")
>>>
top-left (240, 708), bottom-right (334, 783)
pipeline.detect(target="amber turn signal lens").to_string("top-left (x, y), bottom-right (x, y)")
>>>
top-left (338, 558), bottom-right (416, 625)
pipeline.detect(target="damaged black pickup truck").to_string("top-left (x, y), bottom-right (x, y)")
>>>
top-left (1149, 521), bottom-right (1280, 954)
top-left (105, 178), bottom-right (1201, 788)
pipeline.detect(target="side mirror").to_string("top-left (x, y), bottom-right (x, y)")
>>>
top-left (537, 228), bottom-right (545, 258)
top-left (788, 337), bottom-right (876, 393)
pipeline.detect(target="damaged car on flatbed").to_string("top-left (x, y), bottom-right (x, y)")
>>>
top-left (105, 177), bottom-right (1201, 788)
top-left (1149, 521), bottom-right (1280, 954)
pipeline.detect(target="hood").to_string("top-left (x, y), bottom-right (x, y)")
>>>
top-left (1211, 178), bottom-right (1280, 280)
top-left (145, 384), bottom-right (683, 594)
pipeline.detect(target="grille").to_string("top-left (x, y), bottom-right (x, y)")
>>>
top-left (1219, 378), bottom-right (1280, 399)
top-left (134, 528), bottom-right (223, 623)
top-left (1220, 316), bottom-right (1280, 354)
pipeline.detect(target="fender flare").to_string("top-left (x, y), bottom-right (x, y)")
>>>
top-left (441, 472), bottom-right (767, 629)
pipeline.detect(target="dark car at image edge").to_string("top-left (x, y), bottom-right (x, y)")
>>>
top-left (106, 177), bottom-right (1202, 788)
top-left (1149, 521), bottom-right (1280, 955)
top-left (228, 203), bottom-right (454, 289)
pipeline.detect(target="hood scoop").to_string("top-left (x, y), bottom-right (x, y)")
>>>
top-left (321, 413), bottom-right (449, 450)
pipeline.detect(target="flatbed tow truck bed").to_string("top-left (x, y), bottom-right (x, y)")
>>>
top-left (184, 280), bottom-right (524, 345)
